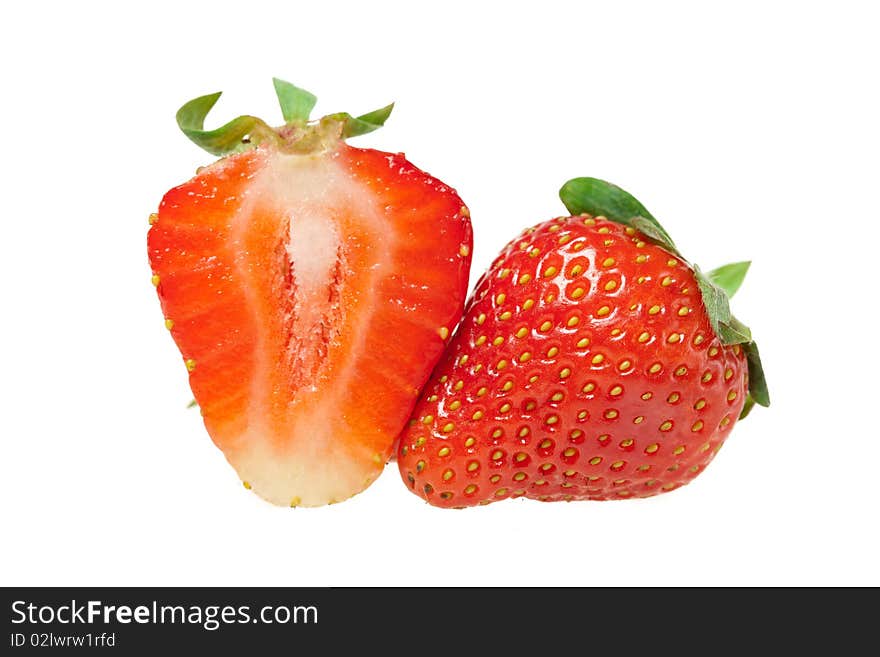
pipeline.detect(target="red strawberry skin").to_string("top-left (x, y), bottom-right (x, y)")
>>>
top-left (149, 142), bottom-right (472, 507)
top-left (397, 215), bottom-right (746, 507)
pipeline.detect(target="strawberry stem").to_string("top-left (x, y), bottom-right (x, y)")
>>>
top-left (559, 176), bottom-right (770, 415)
top-left (176, 79), bottom-right (394, 156)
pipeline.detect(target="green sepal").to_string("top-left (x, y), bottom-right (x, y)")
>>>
top-left (176, 92), bottom-right (278, 156)
top-left (559, 177), bottom-right (679, 255)
top-left (739, 340), bottom-right (769, 419)
top-left (331, 103), bottom-right (395, 139)
top-left (696, 266), bottom-right (769, 410)
top-left (695, 266), bottom-right (752, 345)
top-left (187, 399), bottom-right (198, 409)
top-left (739, 395), bottom-right (756, 419)
top-left (708, 261), bottom-right (751, 299)
top-left (272, 78), bottom-right (317, 123)
top-left (743, 341), bottom-right (770, 407)
top-left (723, 315), bottom-right (752, 343)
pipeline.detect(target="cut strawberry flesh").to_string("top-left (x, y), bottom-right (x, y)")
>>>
top-left (149, 144), bottom-right (471, 506)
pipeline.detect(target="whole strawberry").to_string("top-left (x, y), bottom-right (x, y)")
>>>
top-left (149, 80), bottom-right (472, 507)
top-left (397, 178), bottom-right (768, 507)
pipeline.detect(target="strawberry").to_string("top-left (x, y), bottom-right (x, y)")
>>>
top-left (148, 79), bottom-right (472, 507)
top-left (397, 178), bottom-right (768, 507)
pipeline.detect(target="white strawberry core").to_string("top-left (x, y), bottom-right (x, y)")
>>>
top-left (286, 208), bottom-right (340, 295)
top-left (223, 147), bottom-right (392, 507)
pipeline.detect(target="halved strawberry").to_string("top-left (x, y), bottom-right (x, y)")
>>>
top-left (148, 80), bottom-right (472, 507)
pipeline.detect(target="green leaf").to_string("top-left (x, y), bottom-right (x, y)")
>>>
top-left (722, 315), bottom-right (752, 343)
top-left (559, 177), bottom-right (679, 255)
top-left (333, 103), bottom-right (395, 139)
top-left (739, 395), bottom-right (757, 419)
top-left (708, 261), bottom-right (751, 299)
top-left (695, 265), bottom-right (732, 333)
top-left (356, 103), bottom-right (395, 127)
top-left (176, 91), bottom-right (277, 156)
top-left (739, 340), bottom-right (769, 419)
top-left (744, 341), bottom-right (770, 407)
top-left (695, 266), bottom-right (752, 345)
top-left (272, 78), bottom-right (317, 123)
top-left (696, 258), bottom-right (768, 420)
top-left (630, 216), bottom-right (677, 254)
top-left (717, 320), bottom-right (752, 345)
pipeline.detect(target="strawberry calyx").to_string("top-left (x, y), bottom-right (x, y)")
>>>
top-left (559, 177), bottom-right (769, 418)
top-left (175, 78), bottom-right (394, 157)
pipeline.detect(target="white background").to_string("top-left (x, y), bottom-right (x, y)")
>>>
top-left (2, 1), bottom-right (878, 586)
